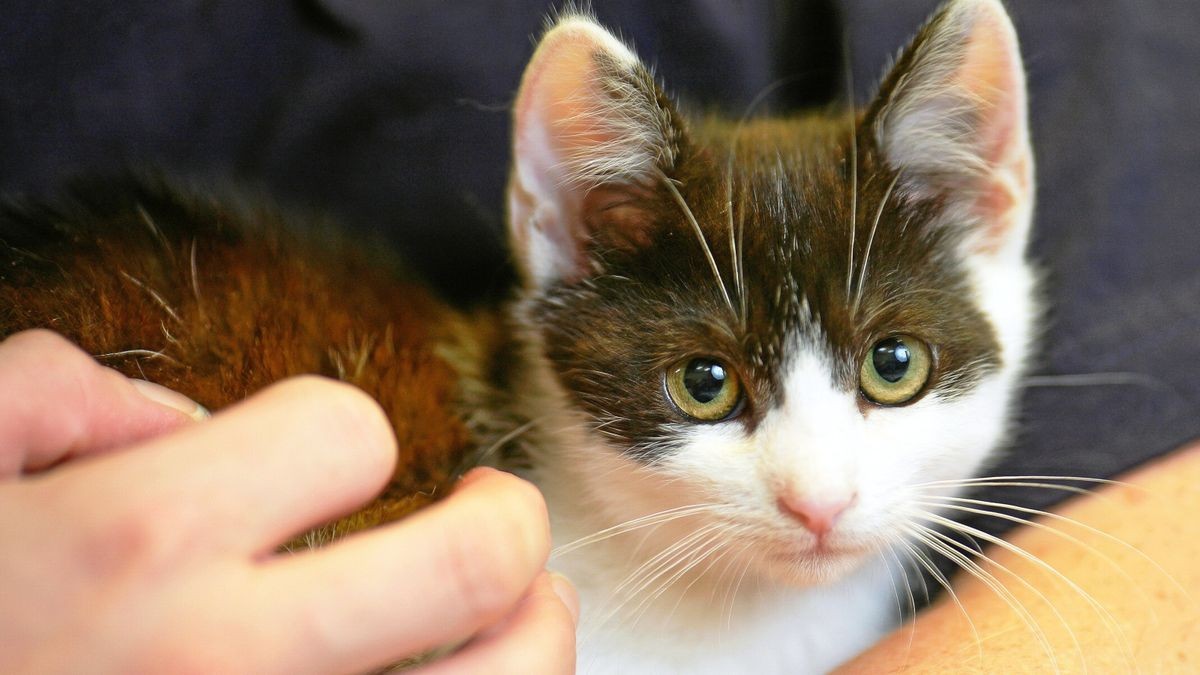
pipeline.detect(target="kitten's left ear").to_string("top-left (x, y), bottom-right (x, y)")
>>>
top-left (508, 16), bottom-right (687, 288)
top-left (866, 0), bottom-right (1033, 260)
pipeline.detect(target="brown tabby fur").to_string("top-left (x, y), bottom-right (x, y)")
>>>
top-left (0, 175), bottom-right (500, 542)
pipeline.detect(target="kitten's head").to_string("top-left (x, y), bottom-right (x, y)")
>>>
top-left (507, 0), bottom-right (1036, 585)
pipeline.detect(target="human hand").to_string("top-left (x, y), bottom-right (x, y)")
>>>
top-left (0, 330), bottom-right (577, 674)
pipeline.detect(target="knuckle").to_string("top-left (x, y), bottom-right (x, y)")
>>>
top-left (496, 476), bottom-right (551, 565)
top-left (15, 330), bottom-right (96, 372)
top-left (436, 480), bottom-right (551, 623)
top-left (440, 524), bottom-right (528, 622)
top-left (75, 499), bottom-right (198, 580)
top-left (495, 599), bottom-right (577, 675)
top-left (4, 330), bottom-right (106, 421)
top-left (507, 476), bottom-right (550, 530)
top-left (4, 329), bottom-right (92, 377)
top-left (532, 604), bottom-right (578, 675)
top-left (4, 328), bottom-right (75, 354)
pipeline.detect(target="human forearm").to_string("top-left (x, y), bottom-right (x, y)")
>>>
top-left (838, 441), bottom-right (1200, 673)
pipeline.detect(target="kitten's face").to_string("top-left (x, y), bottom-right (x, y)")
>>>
top-left (509, 0), bottom-right (1035, 585)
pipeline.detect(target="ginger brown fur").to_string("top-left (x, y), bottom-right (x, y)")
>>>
top-left (0, 175), bottom-right (494, 540)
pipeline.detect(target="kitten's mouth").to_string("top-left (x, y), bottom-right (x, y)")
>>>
top-left (771, 538), bottom-right (871, 563)
top-left (760, 539), bottom-right (873, 585)
top-left (814, 542), bottom-right (868, 557)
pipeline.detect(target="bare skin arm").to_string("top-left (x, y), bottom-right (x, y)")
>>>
top-left (837, 441), bottom-right (1200, 673)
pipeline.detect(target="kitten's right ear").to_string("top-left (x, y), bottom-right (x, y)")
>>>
top-left (508, 16), bottom-right (685, 288)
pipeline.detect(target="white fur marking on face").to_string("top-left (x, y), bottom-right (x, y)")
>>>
top-left (658, 330), bottom-right (1027, 555)
top-left (762, 352), bottom-right (864, 504)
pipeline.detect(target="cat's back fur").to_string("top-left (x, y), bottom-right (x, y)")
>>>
top-left (0, 174), bottom-right (499, 535)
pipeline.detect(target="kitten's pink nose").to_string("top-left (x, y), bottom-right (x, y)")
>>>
top-left (777, 493), bottom-right (855, 536)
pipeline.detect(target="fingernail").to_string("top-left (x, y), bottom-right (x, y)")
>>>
top-left (548, 571), bottom-right (580, 625)
top-left (130, 379), bottom-right (210, 421)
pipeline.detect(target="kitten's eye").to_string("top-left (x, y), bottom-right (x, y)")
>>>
top-left (665, 357), bottom-right (743, 422)
top-left (859, 335), bottom-right (932, 406)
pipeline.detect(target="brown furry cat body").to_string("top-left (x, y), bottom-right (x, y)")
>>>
top-left (0, 175), bottom-right (496, 539)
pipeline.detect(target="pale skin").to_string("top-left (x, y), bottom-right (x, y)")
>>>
top-left (0, 330), bottom-right (577, 675)
top-left (838, 442), bottom-right (1200, 672)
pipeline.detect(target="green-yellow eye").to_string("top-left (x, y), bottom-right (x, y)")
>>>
top-left (859, 335), bottom-right (932, 405)
top-left (665, 357), bottom-right (743, 422)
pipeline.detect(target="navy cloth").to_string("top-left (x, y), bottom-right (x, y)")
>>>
top-left (3, 2), bottom-right (1198, 550)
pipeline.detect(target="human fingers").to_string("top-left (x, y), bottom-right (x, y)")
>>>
top-left (0, 329), bottom-right (204, 477)
top-left (43, 375), bottom-right (397, 555)
top-left (251, 468), bottom-right (551, 675)
top-left (414, 571), bottom-right (578, 675)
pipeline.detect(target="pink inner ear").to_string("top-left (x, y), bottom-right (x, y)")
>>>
top-left (954, 6), bottom-right (1034, 254)
top-left (509, 20), bottom-right (636, 284)
top-left (515, 29), bottom-right (601, 172)
top-left (959, 9), bottom-right (1028, 171)
top-left (581, 186), bottom-right (660, 252)
top-left (509, 17), bottom-right (671, 285)
top-left (513, 19), bottom-right (644, 198)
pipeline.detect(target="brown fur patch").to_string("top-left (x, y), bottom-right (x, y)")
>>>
top-left (0, 175), bottom-right (495, 540)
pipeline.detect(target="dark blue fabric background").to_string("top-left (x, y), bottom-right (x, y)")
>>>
top-left (2, 1), bottom-right (1198, 550)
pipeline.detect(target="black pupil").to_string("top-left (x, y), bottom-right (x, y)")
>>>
top-left (683, 359), bottom-right (727, 403)
top-left (872, 338), bottom-right (911, 383)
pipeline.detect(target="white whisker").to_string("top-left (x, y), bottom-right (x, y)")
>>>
top-left (451, 416), bottom-right (544, 483)
top-left (136, 204), bottom-right (170, 253)
top-left (659, 171), bottom-right (736, 317)
top-left (882, 547), bottom-right (908, 622)
top-left (913, 475), bottom-right (1130, 489)
top-left (844, 115), bottom-right (858, 305)
top-left (725, 160), bottom-right (741, 318)
top-left (851, 172), bottom-right (901, 318)
top-left (906, 524), bottom-right (1061, 673)
top-left (629, 532), bottom-right (729, 629)
top-left (120, 270), bottom-right (182, 324)
top-left (723, 545), bottom-right (755, 633)
top-left (882, 546), bottom-right (919, 662)
top-left (724, 77), bottom-right (797, 328)
top-left (736, 181), bottom-right (748, 327)
top-left (895, 537), bottom-right (980, 664)
top-left (1024, 372), bottom-right (1169, 390)
top-left (668, 539), bottom-right (738, 623)
top-left (842, 35), bottom-right (859, 308)
top-left (552, 503), bottom-right (720, 558)
top-left (93, 348), bottom-right (179, 364)
top-left (915, 493), bottom-right (1189, 602)
top-left (584, 524), bottom-right (724, 641)
top-left (189, 238), bottom-right (204, 309)
top-left (919, 511), bottom-right (1134, 669)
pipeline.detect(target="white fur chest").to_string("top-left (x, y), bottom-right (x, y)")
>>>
top-left (557, 526), bottom-right (898, 675)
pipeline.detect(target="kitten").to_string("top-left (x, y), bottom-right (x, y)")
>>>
top-left (0, 0), bottom-right (1035, 672)
top-left (506, 0), bottom-right (1034, 671)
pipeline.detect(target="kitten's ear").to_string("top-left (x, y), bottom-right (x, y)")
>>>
top-left (508, 15), bottom-right (686, 287)
top-left (866, 0), bottom-right (1033, 260)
